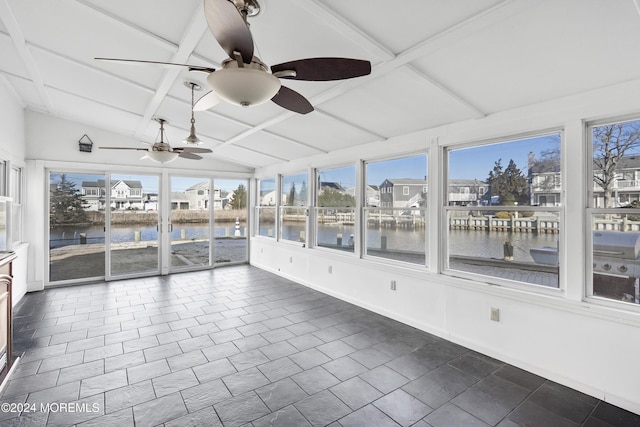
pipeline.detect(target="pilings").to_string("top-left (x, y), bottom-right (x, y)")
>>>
top-left (449, 216), bottom-right (560, 233)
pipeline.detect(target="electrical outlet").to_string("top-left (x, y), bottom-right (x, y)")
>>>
top-left (490, 308), bottom-right (500, 322)
top-left (390, 280), bottom-right (397, 291)
top-left (328, 266), bottom-right (332, 274)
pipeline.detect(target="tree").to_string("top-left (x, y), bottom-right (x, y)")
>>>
top-left (298, 180), bottom-right (307, 205)
top-left (593, 122), bottom-right (640, 208)
top-left (486, 159), bottom-right (529, 205)
top-left (229, 184), bottom-right (247, 210)
top-left (318, 189), bottom-right (355, 207)
top-left (50, 174), bottom-right (88, 226)
top-left (529, 148), bottom-right (561, 197)
top-left (287, 182), bottom-right (297, 206)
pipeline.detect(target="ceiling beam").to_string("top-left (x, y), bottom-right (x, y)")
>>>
top-left (297, 0), bottom-right (394, 63)
top-left (134, 6), bottom-right (209, 138)
top-left (0, 74), bottom-right (25, 108)
top-left (0, 0), bottom-right (55, 114)
top-left (634, 0), bottom-right (640, 18)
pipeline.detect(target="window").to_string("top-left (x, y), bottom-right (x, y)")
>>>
top-left (315, 165), bottom-right (356, 253)
top-left (445, 133), bottom-right (561, 288)
top-left (364, 154), bottom-right (427, 265)
top-left (403, 186), bottom-right (409, 196)
top-left (280, 173), bottom-right (308, 243)
top-left (588, 118), bottom-right (640, 305)
top-left (9, 166), bottom-right (21, 245)
top-left (256, 178), bottom-right (276, 238)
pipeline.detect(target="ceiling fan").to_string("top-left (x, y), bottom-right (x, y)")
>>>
top-left (99, 118), bottom-right (212, 163)
top-left (96, 0), bottom-right (372, 114)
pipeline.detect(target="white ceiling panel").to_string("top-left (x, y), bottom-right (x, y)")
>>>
top-left (413, 0), bottom-right (640, 114)
top-left (235, 131), bottom-right (323, 161)
top-left (322, 0), bottom-right (505, 55)
top-left (8, 1), bottom-right (177, 75)
top-left (31, 48), bottom-right (153, 115)
top-left (247, 0), bottom-right (376, 66)
top-left (0, 33), bottom-right (29, 77)
top-left (79, 0), bottom-right (201, 45)
top-left (268, 111), bottom-right (378, 152)
top-left (214, 145), bottom-right (283, 168)
top-left (320, 68), bottom-right (478, 138)
top-left (5, 75), bottom-right (43, 110)
top-left (47, 88), bottom-right (143, 138)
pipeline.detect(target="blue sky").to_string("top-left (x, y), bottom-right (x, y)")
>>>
top-left (317, 134), bottom-right (559, 188)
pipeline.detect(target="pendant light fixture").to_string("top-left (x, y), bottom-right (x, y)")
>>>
top-left (183, 82), bottom-right (202, 145)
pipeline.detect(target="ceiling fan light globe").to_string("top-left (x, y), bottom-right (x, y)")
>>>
top-left (147, 151), bottom-right (179, 164)
top-left (207, 68), bottom-right (281, 107)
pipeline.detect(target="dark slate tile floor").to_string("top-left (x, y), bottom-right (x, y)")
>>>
top-left (0, 265), bottom-right (638, 427)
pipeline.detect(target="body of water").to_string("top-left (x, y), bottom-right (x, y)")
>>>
top-left (50, 223), bottom-right (247, 249)
top-left (52, 223), bottom-right (558, 263)
top-left (268, 223), bottom-right (559, 263)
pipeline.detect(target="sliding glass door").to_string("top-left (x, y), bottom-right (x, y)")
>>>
top-left (47, 171), bottom-right (247, 284)
top-left (108, 173), bottom-right (160, 277)
top-left (49, 172), bottom-right (106, 283)
top-left (170, 176), bottom-right (212, 270)
top-left (214, 179), bottom-right (248, 265)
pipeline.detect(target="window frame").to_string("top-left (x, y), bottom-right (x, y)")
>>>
top-left (586, 116), bottom-right (640, 310)
top-left (362, 152), bottom-right (428, 268)
top-left (255, 177), bottom-right (277, 239)
top-left (313, 164), bottom-right (357, 254)
top-left (9, 164), bottom-right (22, 245)
top-left (278, 172), bottom-right (309, 245)
top-left (442, 131), bottom-right (564, 295)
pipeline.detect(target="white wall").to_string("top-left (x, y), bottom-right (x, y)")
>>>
top-left (251, 78), bottom-right (640, 414)
top-left (25, 112), bottom-right (253, 173)
top-left (0, 78), bottom-right (29, 305)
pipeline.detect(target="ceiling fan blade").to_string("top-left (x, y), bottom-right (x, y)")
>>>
top-left (203, 0), bottom-right (254, 64)
top-left (178, 152), bottom-right (203, 160)
top-left (271, 86), bottom-right (314, 115)
top-left (175, 147), bottom-right (213, 154)
top-left (271, 58), bottom-right (372, 81)
top-left (99, 146), bottom-right (149, 151)
top-left (95, 57), bottom-right (215, 73)
top-left (193, 91), bottom-right (221, 111)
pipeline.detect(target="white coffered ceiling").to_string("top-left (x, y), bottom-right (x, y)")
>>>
top-left (2, 0), bottom-right (640, 170)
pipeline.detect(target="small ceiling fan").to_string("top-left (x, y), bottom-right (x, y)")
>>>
top-left (99, 118), bottom-right (212, 163)
top-left (96, 0), bottom-right (372, 114)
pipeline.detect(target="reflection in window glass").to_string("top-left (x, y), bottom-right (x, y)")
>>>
top-left (256, 178), bottom-right (275, 238)
top-left (589, 119), bottom-right (640, 305)
top-left (364, 154), bottom-right (427, 265)
top-left (215, 179), bottom-right (248, 264)
top-left (316, 165), bottom-right (356, 252)
top-left (446, 134), bottom-right (561, 288)
top-left (170, 177), bottom-right (211, 269)
top-left (280, 173), bottom-right (308, 243)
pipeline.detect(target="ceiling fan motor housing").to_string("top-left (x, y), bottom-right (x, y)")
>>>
top-left (207, 57), bottom-right (281, 107)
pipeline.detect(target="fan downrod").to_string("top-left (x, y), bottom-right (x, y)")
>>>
top-left (229, 0), bottom-right (261, 22)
